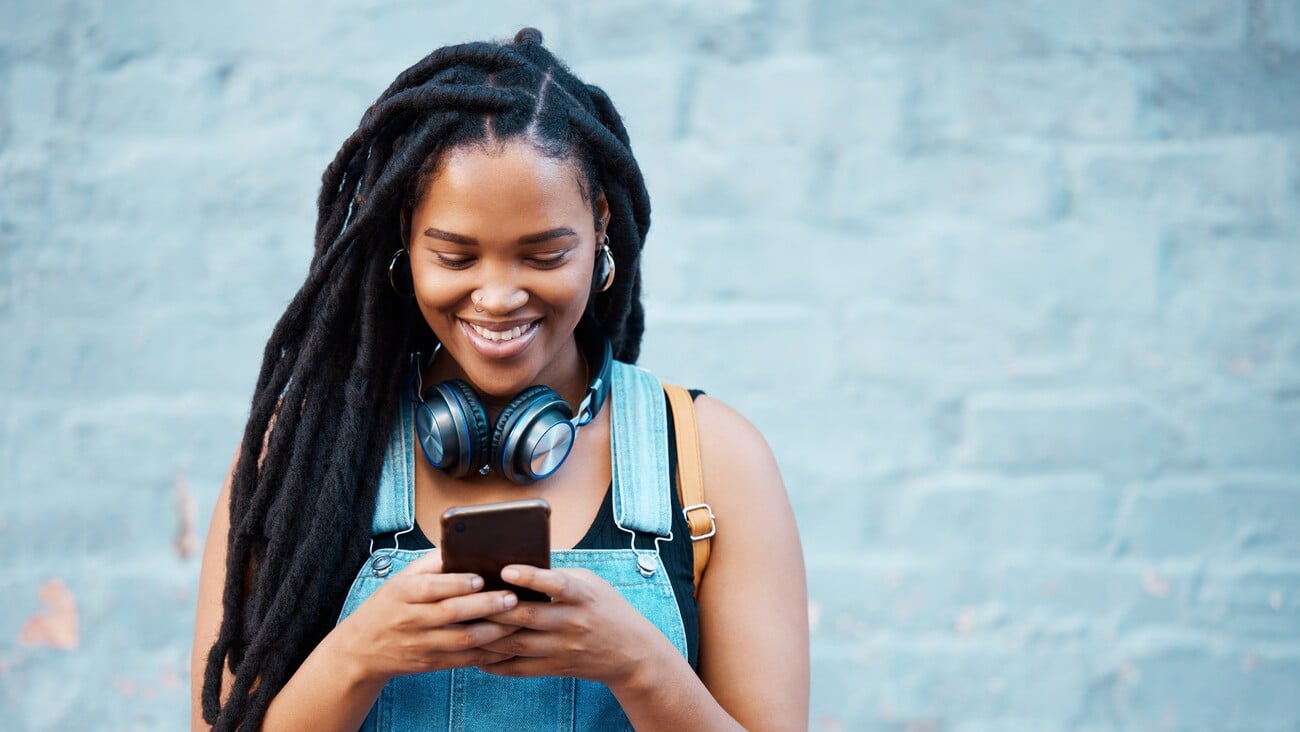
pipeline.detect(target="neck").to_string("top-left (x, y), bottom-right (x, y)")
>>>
top-left (420, 338), bottom-right (590, 420)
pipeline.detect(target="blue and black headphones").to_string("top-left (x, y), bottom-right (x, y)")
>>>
top-left (407, 319), bottom-right (612, 485)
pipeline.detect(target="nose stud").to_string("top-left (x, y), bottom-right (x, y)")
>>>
top-left (474, 295), bottom-right (485, 313)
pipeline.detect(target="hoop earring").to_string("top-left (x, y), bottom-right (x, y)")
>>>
top-left (594, 237), bottom-right (616, 293)
top-left (388, 249), bottom-right (415, 297)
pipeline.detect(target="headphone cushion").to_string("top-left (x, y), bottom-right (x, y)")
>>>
top-left (490, 385), bottom-right (564, 471)
top-left (444, 379), bottom-right (490, 468)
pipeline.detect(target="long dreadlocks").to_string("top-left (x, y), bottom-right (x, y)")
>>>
top-left (201, 27), bottom-right (651, 729)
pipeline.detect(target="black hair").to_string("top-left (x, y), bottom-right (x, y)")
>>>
top-left (201, 28), bottom-right (651, 729)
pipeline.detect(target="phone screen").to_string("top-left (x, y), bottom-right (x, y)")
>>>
top-left (440, 498), bottom-right (552, 602)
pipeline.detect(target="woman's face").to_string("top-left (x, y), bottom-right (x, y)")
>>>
top-left (406, 139), bottom-right (608, 399)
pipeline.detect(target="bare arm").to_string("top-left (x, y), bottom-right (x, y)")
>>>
top-left (191, 441), bottom-right (520, 731)
top-left (618, 395), bottom-right (809, 730)
top-left (190, 450), bottom-right (389, 731)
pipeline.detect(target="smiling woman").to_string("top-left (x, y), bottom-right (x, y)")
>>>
top-left (190, 27), bottom-right (808, 732)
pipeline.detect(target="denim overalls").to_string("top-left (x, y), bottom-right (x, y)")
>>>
top-left (336, 361), bottom-right (690, 731)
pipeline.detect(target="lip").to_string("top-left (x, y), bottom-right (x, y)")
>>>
top-left (458, 317), bottom-right (542, 360)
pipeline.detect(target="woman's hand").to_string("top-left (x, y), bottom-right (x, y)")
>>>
top-left (474, 564), bottom-right (676, 690)
top-left (333, 550), bottom-right (522, 685)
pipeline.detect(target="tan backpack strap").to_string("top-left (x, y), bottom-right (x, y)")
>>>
top-left (664, 383), bottom-right (714, 597)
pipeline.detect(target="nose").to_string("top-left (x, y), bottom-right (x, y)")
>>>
top-left (471, 280), bottom-right (528, 314)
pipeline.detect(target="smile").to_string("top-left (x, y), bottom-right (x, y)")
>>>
top-left (458, 317), bottom-right (544, 360)
top-left (465, 320), bottom-right (539, 342)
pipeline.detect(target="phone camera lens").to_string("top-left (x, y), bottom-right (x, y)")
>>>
top-left (454, 521), bottom-right (466, 533)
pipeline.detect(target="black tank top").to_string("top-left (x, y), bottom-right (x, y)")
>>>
top-left (370, 389), bottom-right (704, 670)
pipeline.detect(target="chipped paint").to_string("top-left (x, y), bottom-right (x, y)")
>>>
top-left (18, 579), bottom-right (79, 650)
top-left (1141, 570), bottom-right (1171, 598)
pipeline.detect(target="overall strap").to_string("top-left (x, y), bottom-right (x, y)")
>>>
top-left (371, 398), bottom-right (416, 536)
top-left (609, 361), bottom-right (674, 538)
top-left (664, 383), bottom-right (715, 596)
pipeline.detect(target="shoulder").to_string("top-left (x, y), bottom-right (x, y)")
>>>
top-left (692, 395), bottom-right (779, 481)
top-left (688, 394), bottom-right (790, 524)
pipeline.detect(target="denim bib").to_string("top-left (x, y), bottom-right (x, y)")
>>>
top-left (336, 361), bottom-right (690, 731)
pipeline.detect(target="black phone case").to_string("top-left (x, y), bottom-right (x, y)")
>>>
top-left (440, 499), bottom-right (552, 602)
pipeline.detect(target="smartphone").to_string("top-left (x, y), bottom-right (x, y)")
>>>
top-left (440, 498), bottom-right (552, 602)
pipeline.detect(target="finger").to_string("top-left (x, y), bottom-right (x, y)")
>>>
top-left (430, 648), bottom-right (516, 670)
top-left (476, 655), bottom-right (565, 678)
top-left (478, 629), bottom-right (573, 658)
top-left (426, 620), bottom-right (521, 652)
top-left (402, 572), bottom-right (486, 604)
top-left (500, 566), bottom-right (590, 603)
top-left (417, 590), bottom-right (519, 627)
top-left (484, 601), bottom-right (571, 631)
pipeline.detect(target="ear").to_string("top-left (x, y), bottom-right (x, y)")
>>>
top-left (399, 208), bottom-right (411, 249)
top-left (594, 192), bottom-right (610, 238)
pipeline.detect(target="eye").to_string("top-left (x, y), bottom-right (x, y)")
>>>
top-left (528, 251), bottom-right (570, 268)
top-left (432, 252), bottom-right (474, 269)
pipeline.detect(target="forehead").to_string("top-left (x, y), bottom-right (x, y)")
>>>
top-left (413, 140), bottom-right (589, 227)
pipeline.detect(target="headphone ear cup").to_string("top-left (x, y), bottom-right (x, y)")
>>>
top-left (423, 379), bottom-right (489, 477)
top-left (490, 386), bottom-right (574, 483)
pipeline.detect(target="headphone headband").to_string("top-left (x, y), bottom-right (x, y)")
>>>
top-left (572, 317), bottom-right (612, 426)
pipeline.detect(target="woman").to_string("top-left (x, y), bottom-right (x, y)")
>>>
top-left (191, 28), bottom-right (808, 731)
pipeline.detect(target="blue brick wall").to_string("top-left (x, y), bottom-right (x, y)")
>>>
top-left (2, 1), bottom-right (1298, 730)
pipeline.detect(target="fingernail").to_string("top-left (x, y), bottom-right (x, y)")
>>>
top-left (470, 575), bottom-right (484, 590)
top-left (501, 567), bottom-right (520, 581)
top-left (502, 593), bottom-right (517, 609)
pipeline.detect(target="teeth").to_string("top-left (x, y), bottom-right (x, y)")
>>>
top-left (469, 321), bottom-right (534, 342)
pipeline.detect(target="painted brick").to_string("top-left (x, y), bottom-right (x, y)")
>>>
top-left (1161, 227), bottom-right (1300, 298)
top-left (583, 57), bottom-right (687, 143)
top-left (1118, 476), bottom-right (1300, 558)
top-left (0, 397), bottom-right (242, 565)
top-left (810, 640), bottom-right (1097, 729)
top-left (690, 55), bottom-right (834, 147)
top-left (892, 473), bottom-right (1119, 556)
top-left (911, 55), bottom-right (1141, 142)
top-left (1264, 0), bottom-right (1300, 48)
top-left (0, 564), bottom-right (194, 731)
top-left (809, 0), bottom-right (1247, 56)
top-left (640, 303), bottom-right (836, 399)
top-left (0, 64), bottom-right (10, 154)
top-left (640, 137), bottom-right (818, 218)
top-left (1196, 402), bottom-right (1300, 470)
top-left (1154, 291), bottom-right (1300, 400)
top-left (957, 392), bottom-right (1193, 478)
top-left (805, 556), bottom-right (1196, 643)
top-left (1065, 139), bottom-right (1292, 229)
top-left (561, 1), bottom-right (783, 61)
top-left (829, 143), bottom-right (1068, 225)
top-left (1102, 639), bottom-right (1300, 729)
top-left (650, 216), bottom-right (948, 306)
top-left (0, 1), bottom-right (75, 60)
top-left (1192, 563), bottom-right (1300, 639)
top-left (941, 220), bottom-right (1162, 314)
top-left (1133, 49), bottom-right (1300, 139)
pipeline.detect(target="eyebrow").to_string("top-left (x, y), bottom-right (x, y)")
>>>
top-left (422, 227), bottom-right (578, 245)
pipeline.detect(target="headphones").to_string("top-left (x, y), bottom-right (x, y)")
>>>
top-left (408, 320), bottom-right (612, 485)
